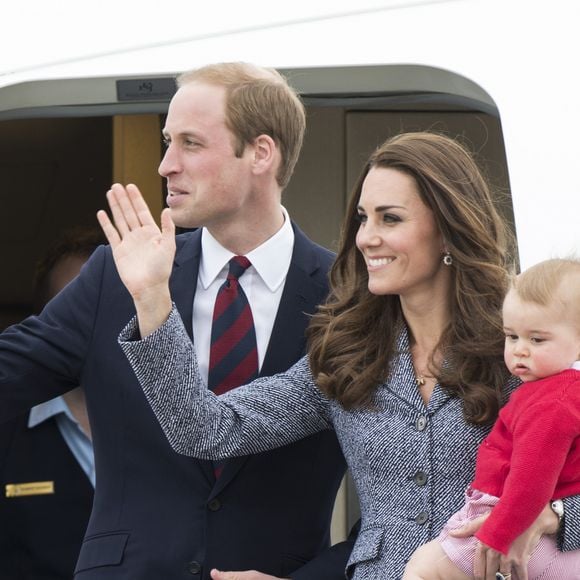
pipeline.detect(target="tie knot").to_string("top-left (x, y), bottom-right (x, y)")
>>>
top-left (228, 255), bottom-right (251, 281)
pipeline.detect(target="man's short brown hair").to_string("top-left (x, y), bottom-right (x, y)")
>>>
top-left (178, 62), bottom-right (306, 189)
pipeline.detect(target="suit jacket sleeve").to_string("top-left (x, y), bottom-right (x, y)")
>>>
top-left (0, 246), bottom-right (107, 420)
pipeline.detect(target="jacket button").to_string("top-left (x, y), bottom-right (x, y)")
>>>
top-left (415, 511), bottom-right (429, 525)
top-left (186, 561), bottom-right (201, 575)
top-left (207, 498), bottom-right (222, 511)
top-left (416, 415), bottom-right (428, 431)
top-left (413, 471), bottom-right (428, 486)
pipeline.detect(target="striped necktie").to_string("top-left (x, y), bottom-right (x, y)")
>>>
top-left (208, 256), bottom-right (259, 395)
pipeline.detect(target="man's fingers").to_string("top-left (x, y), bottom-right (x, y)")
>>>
top-left (96, 209), bottom-right (120, 248)
top-left (160, 208), bottom-right (175, 239)
top-left (126, 183), bottom-right (158, 227)
top-left (111, 183), bottom-right (141, 231)
top-left (209, 570), bottom-right (280, 580)
top-left (210, 571), bottom-right (232, 580)
top-left (106, 187), bottom-right (131, 237)
top-left (210, 570), bottom-right (244, 580)
top-left (106, 183), bottom-right (161, 239)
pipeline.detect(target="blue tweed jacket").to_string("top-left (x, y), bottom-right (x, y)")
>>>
top-left (120, 308), bottom-right (580, 579)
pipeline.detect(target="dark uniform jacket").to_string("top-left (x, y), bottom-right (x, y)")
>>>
top-left (0, 413), bottom-right (93, 579)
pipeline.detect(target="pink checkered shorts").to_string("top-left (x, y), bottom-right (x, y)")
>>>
top-left (438, 487), bottom-right (580, 579)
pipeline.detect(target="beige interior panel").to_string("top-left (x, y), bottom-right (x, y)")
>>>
top-left (283, 107), bottom-right (345, 252)
top-left (113, 115), bottom-right (163, 221)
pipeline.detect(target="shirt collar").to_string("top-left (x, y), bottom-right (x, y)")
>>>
top-left (572, 361), bottom-right (580, 370)
top-left (28, 395), bottom-right (75, 429)
top-left (198, 206), bottom-right (294, 292)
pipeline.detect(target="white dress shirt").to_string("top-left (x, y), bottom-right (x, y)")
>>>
top-left (193, 207), bottom-right (294, 384)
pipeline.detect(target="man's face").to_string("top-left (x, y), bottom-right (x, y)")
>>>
top-left (159, 82), bottom-right (255, 230)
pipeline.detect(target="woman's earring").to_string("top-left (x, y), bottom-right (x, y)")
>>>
top-left (443, 252), bottom-right (453, 266)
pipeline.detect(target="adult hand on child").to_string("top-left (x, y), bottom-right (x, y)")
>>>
top-left (473, 541), bottom-right (513, 580)
top-left (450, 503), bottom-right (558, 580)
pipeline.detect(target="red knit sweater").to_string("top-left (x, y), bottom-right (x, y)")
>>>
top-left (473, 368), bottom-right (580, 554)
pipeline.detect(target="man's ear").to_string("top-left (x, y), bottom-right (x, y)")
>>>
top-left (251, 134), bottom-right (277, 176)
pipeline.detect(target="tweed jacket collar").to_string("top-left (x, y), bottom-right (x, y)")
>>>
top-left (383, 326), bottom-right (452, 414)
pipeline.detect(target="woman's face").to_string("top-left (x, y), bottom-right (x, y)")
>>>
top-left (355, 167), bottom-right (449, 302)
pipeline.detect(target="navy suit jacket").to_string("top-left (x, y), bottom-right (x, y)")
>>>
top-left (0, 413), bottom-right (93, 579)
top-left (0, 224), bottom-right (350, 579)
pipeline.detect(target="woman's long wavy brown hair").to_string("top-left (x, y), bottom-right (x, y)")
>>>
top-left (307, 132), bottom-right (516, 425)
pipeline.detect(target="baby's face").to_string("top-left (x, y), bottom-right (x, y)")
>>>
top-left (502, 289), bottom-right (580, 382)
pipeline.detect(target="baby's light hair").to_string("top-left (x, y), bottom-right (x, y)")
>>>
top-left (511, 257), bottom-right (580, 326)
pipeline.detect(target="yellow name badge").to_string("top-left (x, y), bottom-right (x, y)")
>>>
top-left (5, 481), bottom-right (55, 498)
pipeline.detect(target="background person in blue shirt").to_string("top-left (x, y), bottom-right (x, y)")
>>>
top-left (0, 228), bottom-right (104, 579)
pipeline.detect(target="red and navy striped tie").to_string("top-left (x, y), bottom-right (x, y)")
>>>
top-left (208, 256), bottom-right (258, 396)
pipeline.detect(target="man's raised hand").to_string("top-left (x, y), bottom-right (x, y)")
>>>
top-left (97, 183), bottom-right (175, 337)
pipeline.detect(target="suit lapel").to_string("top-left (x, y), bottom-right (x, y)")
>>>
top-left (385, 328), bottom-right (425, 409)
top-left (169, 231), bottom-right (201, 340)
top-left (386, 326), bottom-right (452, 414)
top-left (262, 223), bottom-right (325, 376)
